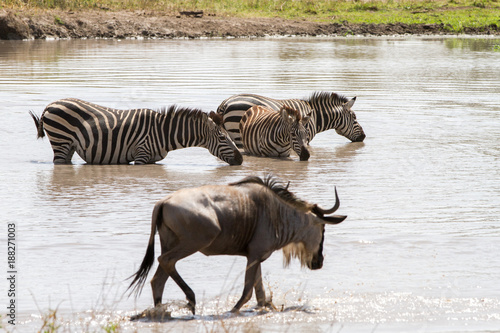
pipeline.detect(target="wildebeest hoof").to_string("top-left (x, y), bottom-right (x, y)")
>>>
top-left (264, 301), bottom-right (278, 311)
top-left (186, 302), bottom-right (196, 315)
top-left (130, 304), bottom-right (171, 322)
top-left (256, 300), bottom-right (278, 312)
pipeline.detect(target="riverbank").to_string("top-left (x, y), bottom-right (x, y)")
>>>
top-left (1, 6), bottom-right (499, 40)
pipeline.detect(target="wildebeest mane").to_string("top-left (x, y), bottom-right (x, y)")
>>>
top-left (230, 175), bottom-right (311, 211)
top-left (306, 91), bottom-right (349, 106)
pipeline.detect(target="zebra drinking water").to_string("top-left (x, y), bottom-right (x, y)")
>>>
top-left (29, 98), bottom-right (243, 165)
top-left (240, 105), bottom-right (311, 161)
top-left (217, 92), bottom-right (366, 148)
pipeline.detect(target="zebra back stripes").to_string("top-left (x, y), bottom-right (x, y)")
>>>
top-left (240, 105), bottom-right (311, 161)
top-left (217, 92), bottom-right (366, 148)
top-left (30, 98), bottom-right (242, 165)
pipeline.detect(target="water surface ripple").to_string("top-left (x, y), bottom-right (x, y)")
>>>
top-left (0, 37), bottom-right (499, 332)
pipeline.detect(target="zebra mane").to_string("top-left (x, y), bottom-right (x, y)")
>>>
top-left (306, 91), bottom-right (349, 106)
top-left (157, 105), bottom-right (209, 122)
top-left (230, 174), bottom-right (311, 211)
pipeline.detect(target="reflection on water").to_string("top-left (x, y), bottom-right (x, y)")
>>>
top-left (1, 36), bottom-right (500, 332)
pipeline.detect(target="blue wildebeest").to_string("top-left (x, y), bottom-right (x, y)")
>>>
top-left (128, 175), bottom-right (347, 314)
top-left (240, 105), bottom-right (312, 161)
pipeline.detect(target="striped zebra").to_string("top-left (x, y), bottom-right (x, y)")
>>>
top-left (29, 98), bottom-right (243, 165)
top-left (240, 105), bottom-right (311, 161)
top-left (217, 92), bottom-right (366, 148)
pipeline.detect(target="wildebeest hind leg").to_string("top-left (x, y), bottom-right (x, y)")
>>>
top-left (151, 266), bottom-right (169, 306)
top-left (165, 263), bottom-right (196, 315)
top-left (157, 249), bottom-right (200, 315)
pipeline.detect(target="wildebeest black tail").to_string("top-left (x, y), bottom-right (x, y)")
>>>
top-left (127, 203), bottom-right (163, 297)
top-left (29, 111), bottom-right (45, 139)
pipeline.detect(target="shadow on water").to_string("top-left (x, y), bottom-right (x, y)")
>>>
top-left (36, 162), bottom-right (243, 197)
top-left (35, 164), bottom-right (168, 195)
top-left (33, 140), bottom-right (365, 202)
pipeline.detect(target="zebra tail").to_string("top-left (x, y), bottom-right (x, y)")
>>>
top-left (29, 111), bottom-right (45, 139)
top-left (127, 202), bottom-right (162, 298)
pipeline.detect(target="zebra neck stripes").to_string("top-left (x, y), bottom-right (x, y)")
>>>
top-left (239, 105), bottom-right (310, 160)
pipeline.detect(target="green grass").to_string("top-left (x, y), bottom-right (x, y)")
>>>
top-left (2, 0), bottom-right (500, 33)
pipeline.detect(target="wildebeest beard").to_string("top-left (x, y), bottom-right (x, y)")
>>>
top-left (282, 224), bottom-right (325, 269)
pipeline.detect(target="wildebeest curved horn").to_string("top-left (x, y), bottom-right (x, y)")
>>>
top-left (312, 187), bottom-right (340, 216)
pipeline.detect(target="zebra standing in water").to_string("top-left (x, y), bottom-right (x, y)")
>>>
top-left (240, 105), bottom-right (311, 161)
top-left (217, 92), bottom-right (366, 148)
top-left (29, 98), bottom-right (243, 165)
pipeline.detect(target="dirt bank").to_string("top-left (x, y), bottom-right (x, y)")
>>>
top-left (1, 9), bottom-right (499, 40)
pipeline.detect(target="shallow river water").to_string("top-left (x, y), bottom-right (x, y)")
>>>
top-left (1, 36), bottom-right (499, 332)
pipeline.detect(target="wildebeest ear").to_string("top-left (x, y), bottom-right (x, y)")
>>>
top-left (209, 111), bottom-right (224, 126)
top-left (320, 215), bottom-right (347, 225)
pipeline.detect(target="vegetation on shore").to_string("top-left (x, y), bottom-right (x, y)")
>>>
top-left (2, 0), bottom-right (500, 33)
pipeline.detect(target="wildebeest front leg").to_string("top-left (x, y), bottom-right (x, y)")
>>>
top-left (231, 259), bottom-right (261, 313)
top-left (253, 263), bottom-right (266, 307)
top-left (253, 264), bottom-right (277, 311)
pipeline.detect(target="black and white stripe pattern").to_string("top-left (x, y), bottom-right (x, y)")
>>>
top-left (217, 92), bottom-right (366, 148)
top-left (30, 98), bottom-right (243, 165)
top-left (240, 105), bottom-right (311, 161)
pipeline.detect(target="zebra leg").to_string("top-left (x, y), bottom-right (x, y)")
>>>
top-left (51, 141), bottom-right (76, 164)
top-left (133, 143), bottom-right (154, 165)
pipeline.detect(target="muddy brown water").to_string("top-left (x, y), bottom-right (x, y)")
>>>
top-left (1, 37), bottom-right (499, 332)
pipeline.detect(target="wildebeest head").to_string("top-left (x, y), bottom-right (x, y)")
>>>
top-left (279, 106), bottom-right (312, 161)
top-left (278, 184), bottom-right (346, 270)
top-left (207, 111), bottom-right (243, 165)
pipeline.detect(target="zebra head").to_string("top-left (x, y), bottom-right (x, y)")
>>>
top-left (333, 97), bottom-right (366, 142)
top-left (280, 106), bottom-right (311, 161)
top-left (205, 112), bottom-right (243, 165)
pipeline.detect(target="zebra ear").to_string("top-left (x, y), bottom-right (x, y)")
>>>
top-left (302, 111), bottom-right (313, 124)
top-left (209, 111), bottom-right (224, 126)
top-left (279, 106), bottom-right (294, 123)
top-left (343, 97), bottom-right (356, 110)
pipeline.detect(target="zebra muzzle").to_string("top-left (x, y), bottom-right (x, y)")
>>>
top-left (229, 149), bottom-right (243, 165)
top-left (299, 146), bottom-right (310, 161)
